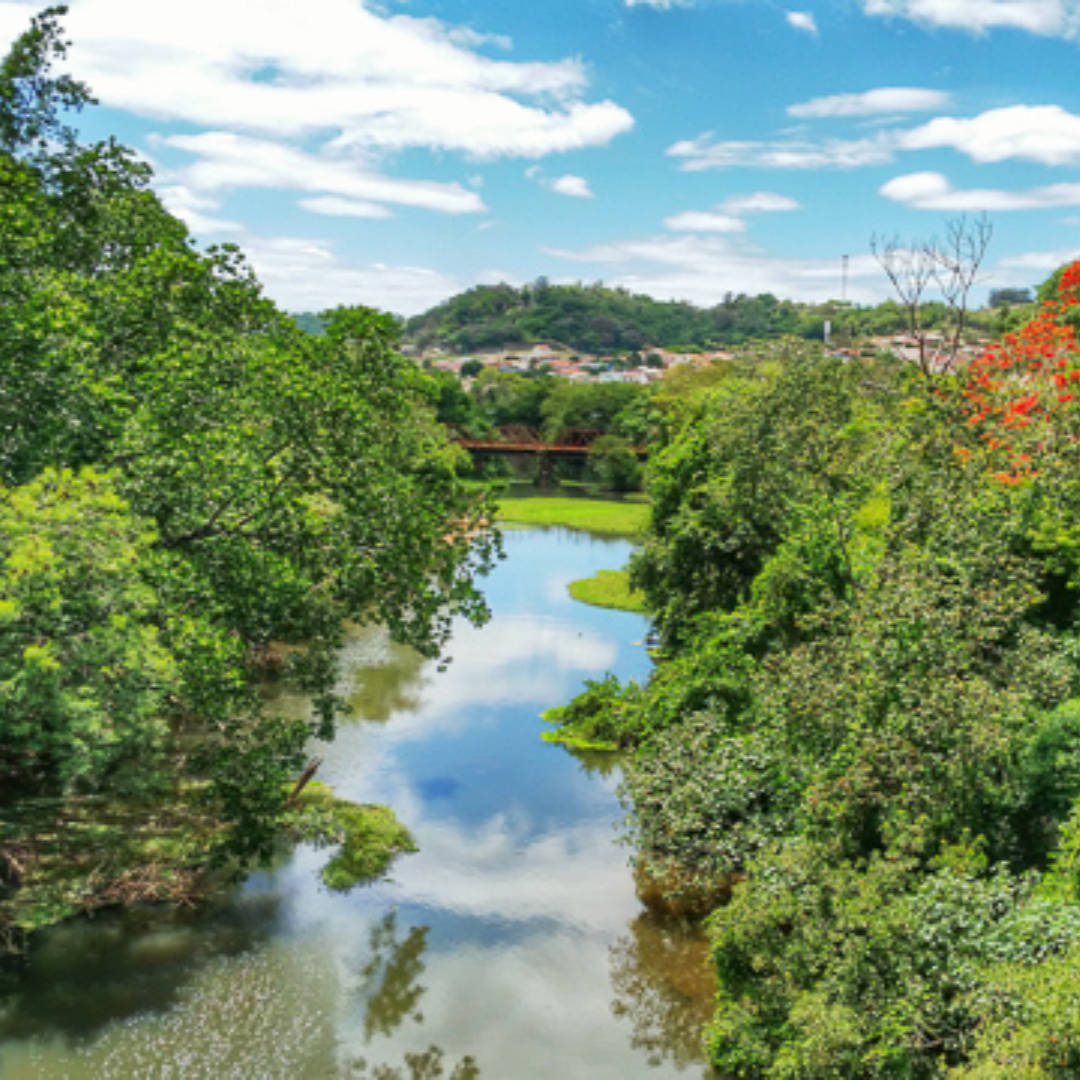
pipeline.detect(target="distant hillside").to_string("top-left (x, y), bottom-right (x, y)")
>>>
top-left (402, 280), bottom-right (810, 354)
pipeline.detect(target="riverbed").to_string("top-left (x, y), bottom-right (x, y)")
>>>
top-left (0, 527), bottom-right (714, 1079)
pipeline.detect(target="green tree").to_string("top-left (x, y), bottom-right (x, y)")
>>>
top-left (588, 434), bottom-right (642, 492)
top-left (0, 10), bottom-right (498, 892)
top-left (0, 468), bottom-right (176, 795)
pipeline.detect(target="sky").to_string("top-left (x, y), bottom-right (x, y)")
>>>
top-left (2, 0), bottom-right (1080, 317)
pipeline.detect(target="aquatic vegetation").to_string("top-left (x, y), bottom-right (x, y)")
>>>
top-left (285, 783), bottom-right (417, 891)
top-left (568, 568), bottom-right (647, 613)
top-left (496, 496), bottom-right (649, 536)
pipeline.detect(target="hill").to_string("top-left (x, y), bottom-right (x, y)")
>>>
top-left (402, 280), bottom-right (810, 354)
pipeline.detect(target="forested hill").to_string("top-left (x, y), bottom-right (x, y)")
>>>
top-left (402, 280), bottom-right (809, 354)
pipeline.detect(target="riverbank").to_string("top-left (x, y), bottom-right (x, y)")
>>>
top-left (495, 493), bottom-right (650, 613)
top-left (496, 494), bottom-right (649, 537)
top-left (568, 568), bottom-right (646, 613)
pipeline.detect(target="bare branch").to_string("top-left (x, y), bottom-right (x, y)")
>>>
top-left (872, 215), bottom-right (993, 379)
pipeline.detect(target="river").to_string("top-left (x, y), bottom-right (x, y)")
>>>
top-left (0, 527), bottom-right (714, 1079)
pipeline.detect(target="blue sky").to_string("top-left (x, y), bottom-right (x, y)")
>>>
top-left (2, 0), bottom-right (1080, 316)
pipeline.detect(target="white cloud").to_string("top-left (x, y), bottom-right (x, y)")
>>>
top-left (240, 235), bottom-right (465, 316)
top-left (549, 174), bottom-right (594, 198)
top-left (546, 234), bottom-right (886, 305)
top-left (881, 170), bottom-right (1080, 210)
top-left (526, 168), bottom-right (594, 198)
top-left (297, 196), bottom-right (395, 219)
top-left (998, 247), bottom-right (1080, 272)
top-left (900, 104), bottom-right (1080, 164)
top-left (667, 131), bottom-right (896, 170)
top-left (664, 192), bottom-right (800, 233)
top-left (159, 132), bottom-right (486, 215)
top-left (786, 11), bottom-right (819, 34)
top-left (155, 184), bottom-right (243, 234)
top-left (789, 87), bottom-right (952, 118)
top-left (863, 0), bottom-right (1080, 38)
top-left (626, 0), bottom-right (686, 7)
top-left (670, 103), bottom-right (1080, 176)
top-left (0, 0), bottom-right (634, 159)
top-left (720, 192), bottom-right (801, 214)
top-left (664, 211), bottom-right (746, 232)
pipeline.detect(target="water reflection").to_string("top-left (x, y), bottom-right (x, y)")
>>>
top-left (341, 632), bottom-right (429, 723)
top-left (609, 914), bottom-right (717, 1070)
top-left (346, 1046), bottom-right (480, 1080)
top-left (565, 744), bottom-right (624, 780)
top-left (0, 893), bottom-right (281, 1045)
top-left (354, 912), bottom-right (429, 1041)
top-left (1, 529), bottom-right (714, 1079)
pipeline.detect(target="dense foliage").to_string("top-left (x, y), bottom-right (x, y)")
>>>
top-left (546, 311), bottom-right (1080, 1074)
top-left (0, 8), bottom-right (496, 937)
top-left (403, 280), bottom-right (1007, 356)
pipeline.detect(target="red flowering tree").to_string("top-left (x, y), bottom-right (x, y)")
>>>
top-left (955, 259), bottom-right (1080, 483)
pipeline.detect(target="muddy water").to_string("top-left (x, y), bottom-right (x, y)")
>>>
top-left (0, 528), bottom-right (714, 1079)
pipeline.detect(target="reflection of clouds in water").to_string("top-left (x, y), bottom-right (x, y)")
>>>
top-left (544, 570), bottom-right (578, 604)
top-left (420, 614), bottom-right (618, 710)
top-left (389, 814), bottom-right (639, 932)
top-left (319, 614), bottom-right (618, 754)
top-left (278, 806), bottom-right (638, 935)
top-left (339, 932), bottom-right (708, 1080)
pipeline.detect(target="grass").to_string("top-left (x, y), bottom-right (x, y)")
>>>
top-left (495, 496), bottom-right (649, 537)
top-left (287, 782), bottom-right (417, 892)
top-left (568, 569), bottom-right (647, 613)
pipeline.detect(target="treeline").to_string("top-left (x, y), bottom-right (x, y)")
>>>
top-left (548, 290), bottom-right (1080, 1074)
top-left (398, 279), bottom-right (1011, 355)
top-left (433, 368), bottom-right (655, 439)
top-left (0, 11), bottom-right (494, 941)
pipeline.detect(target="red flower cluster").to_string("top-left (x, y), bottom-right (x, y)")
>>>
top-left (959, 260), bottom-right (1080, 483)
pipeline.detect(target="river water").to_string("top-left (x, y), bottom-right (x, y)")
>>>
top-left (0, 528), bottom-right (714, 1079)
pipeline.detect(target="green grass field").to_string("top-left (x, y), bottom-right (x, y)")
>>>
top-left (495, 496), bottom-right (649, 537)
top-left (567, 569), bottom-right (647, 613)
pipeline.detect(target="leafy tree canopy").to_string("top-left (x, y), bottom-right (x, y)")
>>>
top-left (0, 7), bottom-right (497, 927)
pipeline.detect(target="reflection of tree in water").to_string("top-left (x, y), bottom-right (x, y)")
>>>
top-left (0, 894), bottom-right (281, 1044)
top-left (347, 1045), bottom-right (480, 1079)
top-left (344, 635), bottom-right (428, 723)
top-left (344, 913), bottom-right (481, 1079)
top-left (609, 912), bottom-right (716, 1071)
top-left (356, 911), bottom-right (430, 1040)
top-left (565, 745), bottom-right (622, 779)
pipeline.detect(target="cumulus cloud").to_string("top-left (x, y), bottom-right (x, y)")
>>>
top-left (158, 132), bottom-right (486, 215)
top-left (549, 174), bottom-right (594, 198)
top-left (664, 211), bottom-right (746, 232)
top-left (297, 196), bottom-right (395, 219)
top-left (900, 104), bottom-right (1080, 165)
top-left (155, 185), bottom-right (243, 234)
top-left (667, 131), bottom-right (896, 170)
top-left (881, 170), bottom-right (1080, 210)
top-left (999, 246), bottom-right (1080, 272)
top-left (546, 234), bottom-right (885, 305)
top-left (240, 235), bottom-right (465, 316)
top-left (670, 103), bottom-right (1080, 175)
top-left (863, 0), bottom-right (1080, 38)
top-left (786, 11), bottom-right (819, 34)
top-left (721, 192), bottom-right (801, 214)
top-left (526, 167), bottom-right (594, 198)
top-left (664, 191), bottom-right (800, 233)
top-left (0, 0), bottom-right (634, 158)
top-left (789, 87), bottom-right (952, 118)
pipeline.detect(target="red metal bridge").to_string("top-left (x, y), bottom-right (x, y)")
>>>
top-left (451, 426), bottom-right (647, 456)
